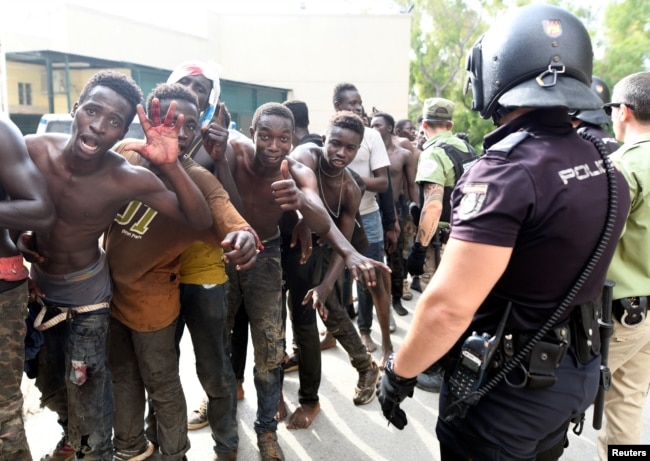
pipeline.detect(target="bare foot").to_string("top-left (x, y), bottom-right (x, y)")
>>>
top-left (275, 393), bottom-right (288, 421)
top-left (287, 402), bottom-right (321, 429)
top-left (360, 333), bottom-right (377, 353)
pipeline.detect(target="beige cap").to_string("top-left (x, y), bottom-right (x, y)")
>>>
top-left (422, 97), bottom-right (455, 121)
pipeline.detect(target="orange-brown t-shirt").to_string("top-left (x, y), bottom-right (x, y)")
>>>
top-left (106, 146), bottom-right (248, 332)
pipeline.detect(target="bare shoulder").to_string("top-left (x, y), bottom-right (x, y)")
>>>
top-left (396, 136), bottom-right (419, 155)
top-left (0, 119), bottom-right (28, 158)
top-left (290, 144), bottom-right (319, 170)
top-left (229, 135), bottom-right (254, 157)
top-left (24, 133), bottom-right (67, 157)
top-left (395, 136), bottom-right (412, 149)
top-left (228, 135), bottom-right (254, 170)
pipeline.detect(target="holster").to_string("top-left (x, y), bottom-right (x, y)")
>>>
top-left (526, 326), bottom-right (570, 389)
top-left (569, 299), bottom-right (601, 364)
top-left (613, 297), bottom-right (647, 328)
top-left (504, 325), bottom-right (570, 389)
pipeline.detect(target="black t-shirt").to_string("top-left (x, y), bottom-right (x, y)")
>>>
top-left (451, 109), bottom-right (629, 331)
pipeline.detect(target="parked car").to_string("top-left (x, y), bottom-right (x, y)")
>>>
top-left (36, 113), bottom-right (144, 139)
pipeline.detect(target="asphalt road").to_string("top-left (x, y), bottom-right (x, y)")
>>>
top-left (23, 279), bottom-right (650, 460)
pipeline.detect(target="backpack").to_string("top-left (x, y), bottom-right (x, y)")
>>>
top-left (419, 136), bottom-right (479, 224)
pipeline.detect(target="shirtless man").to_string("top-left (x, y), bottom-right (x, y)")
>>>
top-left (395, 118), bottom-right (417, 143)
top-left (22, 70), bottom-right (212, 461)
top-left (203, 102), bottom-right (386, 461)
top-left (280, 111), bottom-right (381, 430)
top-left (0, 115), bottom-right (54, 461)
top-left (370, 112), bottom-right (419, 318)
top-left (328, 83), bottom-right (394, 366)
top-left (394, 118), bottom-right (422, 158)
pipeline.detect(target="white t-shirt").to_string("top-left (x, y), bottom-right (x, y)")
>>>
top-left (348, 128), bottom-right (390, 216)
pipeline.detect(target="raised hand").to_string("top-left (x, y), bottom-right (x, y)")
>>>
top-left (123, 99), bottom-right (182, 165)
top-left (202, 102), bottom-right (230, 163)
top-left (271, 160), bottom-right (304, 211)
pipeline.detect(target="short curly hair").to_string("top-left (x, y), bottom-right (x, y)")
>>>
top-left (78, 70), bottom-right (143, 126)
top-left (251, 102), bottom-right (295, 131)
top-left (327, 111), bottom-right (365, 139)
top-left (145, 83), bottom-right (199, 116)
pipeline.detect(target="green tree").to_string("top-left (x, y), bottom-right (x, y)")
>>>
top-left (595, 0), bottom-right (650, 88)
top-left (399, 0), bottom-right (644, 148)
top-left (398, 0), bottom-right (507, 148)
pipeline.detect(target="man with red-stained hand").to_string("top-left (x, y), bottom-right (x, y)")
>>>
top-left (22, 70), bottom-right (212, 461)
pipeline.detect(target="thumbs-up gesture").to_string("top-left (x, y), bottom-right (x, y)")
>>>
top-left (271, 159), bottom-right (304, 211)
top-left (201, 102), bottom-right (229, 163)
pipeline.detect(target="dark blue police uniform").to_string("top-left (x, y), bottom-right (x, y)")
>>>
top-left (435, 109), bottom-right (630, 460)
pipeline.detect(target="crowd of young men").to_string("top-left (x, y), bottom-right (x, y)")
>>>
top-left (3, 11), bottom-right (648, 458)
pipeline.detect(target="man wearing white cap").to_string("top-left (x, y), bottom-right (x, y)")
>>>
top-left (154, 61), bottom-right (242, 460)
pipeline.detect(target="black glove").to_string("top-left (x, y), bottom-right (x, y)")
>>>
top-left (409, 201), bottom-right (421, 225)
top-left (407, 242), bottom-right (427, 276)
top-left (377, 353), bottom-right (418, 429)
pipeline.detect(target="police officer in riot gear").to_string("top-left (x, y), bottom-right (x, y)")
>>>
top-left (377, 4), bottom-right (630, 460)
top-left (571, 76), bottom-right (620, 154)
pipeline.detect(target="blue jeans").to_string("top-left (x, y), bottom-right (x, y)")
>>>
top-left (35, 307), bottom-right (113, 460)
top-left (0, 281), bottom-right (31, 461)
top-left (357, 210), bottom-right (385, 334)
top-left (177, 283), bottom-right (238, 453)
top-left (226, 238), bottom-right (284, 434)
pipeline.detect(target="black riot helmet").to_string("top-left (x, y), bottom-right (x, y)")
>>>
top-left (576, 76), bottom-right (612, 125)
top-left (591, 76), bottom-right (611, 103)
top-left (465, 4), bottom-right (602, 121)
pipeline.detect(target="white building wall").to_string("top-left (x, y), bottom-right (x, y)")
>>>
top-left (2, 2), bottom-right (411, 132)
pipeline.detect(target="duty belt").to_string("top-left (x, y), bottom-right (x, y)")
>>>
top-left (613, 297), bottom-right (647, 328)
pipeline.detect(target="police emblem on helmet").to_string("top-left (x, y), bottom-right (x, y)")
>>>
top-left (542, 20), bottom-right (562, 38)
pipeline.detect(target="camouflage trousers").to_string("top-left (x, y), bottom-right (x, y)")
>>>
top-left (0, 281), bottom-right (32, 461)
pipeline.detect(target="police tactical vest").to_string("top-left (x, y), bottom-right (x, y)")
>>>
top-left (436, 138), bottom-right (479, 223)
